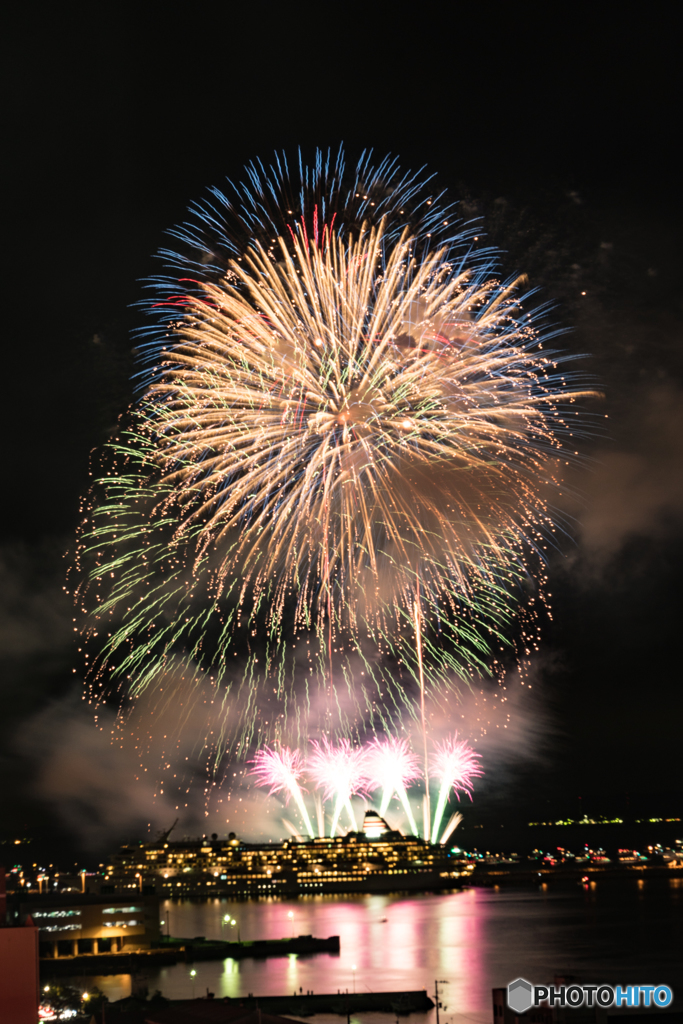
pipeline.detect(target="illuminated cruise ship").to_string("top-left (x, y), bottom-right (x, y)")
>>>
top-left (100, 812), bottom-right (474, 897)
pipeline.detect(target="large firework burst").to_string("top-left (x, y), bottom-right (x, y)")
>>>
top-left (76, 147), bottom-right (598, 758)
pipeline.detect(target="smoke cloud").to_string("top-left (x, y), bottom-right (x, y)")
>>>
top-left (13, 653), bottom-right (552, 850)
top-left (571, 384), bottom-right (683, 568)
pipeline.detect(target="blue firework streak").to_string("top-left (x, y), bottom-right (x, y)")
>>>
top-left (135, 147), bottom-right (493, 384)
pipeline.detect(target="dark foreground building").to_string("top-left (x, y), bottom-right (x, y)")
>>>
top-left (0, 867), bottom-right (40, 1024)
top-left (93, 1002), bottom-right (322, 1024)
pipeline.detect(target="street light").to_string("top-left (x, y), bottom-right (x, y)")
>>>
top-left (287, 910), bottom-right (294, 938)
top-left (434, 979), bottom-right (448, 1024)
top-left (190, 969), bottom-right (197, 999)
top-left (135, 872), bottom-right (142, 893)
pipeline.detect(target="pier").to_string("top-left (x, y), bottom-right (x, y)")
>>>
top-left (40, 933), bottom-right (340, 976)
top-left (95, 989), bottom-right (435, 1021)
top-left (230, 989), bottom-right (435, 1014)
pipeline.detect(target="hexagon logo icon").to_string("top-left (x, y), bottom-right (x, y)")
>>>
top-left (508, 978), bottom-right (534, 1014)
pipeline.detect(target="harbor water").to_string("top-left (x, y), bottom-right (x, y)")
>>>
top-left (58, 878), bottom-right (683, 1023)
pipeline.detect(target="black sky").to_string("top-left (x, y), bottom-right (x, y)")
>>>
top-left (2, 8), bottom-right (682, 855)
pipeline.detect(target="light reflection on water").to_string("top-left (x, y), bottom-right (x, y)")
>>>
top-left (62, 879), bottom-right (682, 1024)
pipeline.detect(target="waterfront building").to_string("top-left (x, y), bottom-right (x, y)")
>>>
top-left (8, 893), bottom-right (160, 958)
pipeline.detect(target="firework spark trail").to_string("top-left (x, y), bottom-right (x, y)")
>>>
top-left (365, 736), bottom-right (421, 836)
top-left (430, 734), bottom-right (483, 843)
top-left (307, 737), bottom-right (368, 835)
top-left (313, 790), bottom-right (325, 839)
top-left (414, 590), bottom-right (430, 840)
top-left (439, 811), bottom-right (463, 846)
top-left (76, 146), bottom-right (601, 759)
top-left (249, 746), bottom-right (315, 837)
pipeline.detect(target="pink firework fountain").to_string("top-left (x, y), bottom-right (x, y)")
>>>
top-left (307, 737), bottom-right (367, 835)
top-left (431, 734), bottom-right (484, 844)
top-left (365, 737), bottom-right (421, 836)
top-left (250, 746), bottom-right (315, 838)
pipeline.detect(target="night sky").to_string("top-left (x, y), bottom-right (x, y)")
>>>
top-left (2, 9), bottom-right (681, 859)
